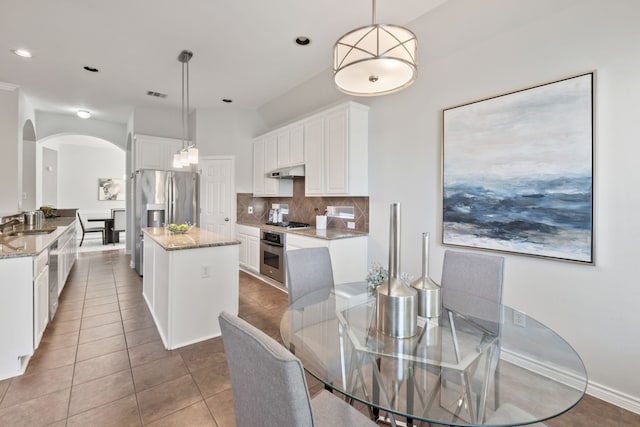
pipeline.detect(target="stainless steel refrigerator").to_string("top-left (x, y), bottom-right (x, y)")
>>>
top-left (133, 169), bottom-right (199, 275)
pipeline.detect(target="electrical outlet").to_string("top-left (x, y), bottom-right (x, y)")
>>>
top-left (201, 265), bottom-right (211, 278)
top-left (513, 309), bottom-right (526, 327)
top-left (248, 206), bottom-right (253, 214)
top-left (347, 221), bottom-right (355, 229)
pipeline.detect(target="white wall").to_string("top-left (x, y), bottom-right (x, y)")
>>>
top-left (56, 143), bottom-right (125, 213)
top-left (0, 87), bottom-right (19, 214)
top-left (251, 0), bottom-right (640, 412)
top-left (41, 147), bottom-right (57, 207)
top-left (132, 106), bottom-right (184, 140)
top-left (21, 139), bottom-right (36, 210)
top-left (194, 107), bottom-right (264, 193)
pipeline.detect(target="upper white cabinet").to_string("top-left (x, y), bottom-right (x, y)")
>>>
top-left (253, 135), bottom-right (293, 197)
top-left (304, 102), bottom-right (369, 196)
top-left (277, 125), bottom-right (304, 168)
top-left (135, 134), bottom-right (188, 172)
top-left (253, 101), bottom-right (368, 197)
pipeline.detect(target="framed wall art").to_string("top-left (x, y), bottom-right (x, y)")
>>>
top-left (98, 178), bottom-right (125, 201)
top-left (442, 73), bottom-right (594, 263)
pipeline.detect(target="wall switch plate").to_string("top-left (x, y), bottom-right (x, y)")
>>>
top-left (513, 309), bottom-right (526, 327)
top-left (248, 206), bottom-right (253, 214)
top-left (347, 221), bottom-right (355, 229)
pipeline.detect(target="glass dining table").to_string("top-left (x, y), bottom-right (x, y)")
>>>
top-left (280, 284), bottom-right (587, 427)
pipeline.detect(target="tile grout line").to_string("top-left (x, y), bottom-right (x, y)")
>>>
top-left (61, 257), bottom-right (89, 426)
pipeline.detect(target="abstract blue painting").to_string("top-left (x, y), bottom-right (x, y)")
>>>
top-left (442, 73), bottom-right (593, 263)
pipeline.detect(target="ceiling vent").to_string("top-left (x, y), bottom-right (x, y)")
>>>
top-left (147, 90), bottom-right (167, 98)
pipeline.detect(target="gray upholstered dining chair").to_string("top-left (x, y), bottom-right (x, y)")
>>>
top-left (286, 247), bottom-right (334, 308)
top-left (285, 247), bottom-right (351, 393)
top-left (218, 311), bottom-right (376, 427)
top-left (441, 250), bottom-right (504, 335)
top-left (440, 249), bottom-right (505, 423)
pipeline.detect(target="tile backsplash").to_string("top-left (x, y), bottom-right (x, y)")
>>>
top-left (237, 178), bottom-right (369, 232)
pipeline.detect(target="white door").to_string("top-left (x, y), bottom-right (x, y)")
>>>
top-left (200, 157), bottom-right (234, 238)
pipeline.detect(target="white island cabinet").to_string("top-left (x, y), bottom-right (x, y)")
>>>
top-left (142, 227), bottom-right (240, 350)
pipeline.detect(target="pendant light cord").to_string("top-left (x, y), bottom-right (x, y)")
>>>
top-left (372, 0), bottom-right (376, 24)
top-left (181, 60), bottom-right (186, 150)
top-left (186, 59), bottom-right (190, 144)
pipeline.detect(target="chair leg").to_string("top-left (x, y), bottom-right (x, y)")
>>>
top-left (80, 233), bottom-right (85, 247)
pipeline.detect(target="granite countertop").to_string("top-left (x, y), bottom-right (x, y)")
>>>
top-left (143, 227), bottom-right (240, 251)
top-left (236, 221), bottom-right (368, 240)
top-left (0, 217), bottom-right (76, 259)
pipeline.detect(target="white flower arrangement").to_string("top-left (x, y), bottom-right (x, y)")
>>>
top-left (366, 262), bottom-right (414, 294)
top-left (366, 262), bottom-right (388, 294)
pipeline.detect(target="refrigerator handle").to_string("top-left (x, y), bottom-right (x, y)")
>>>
top-left (167, 174), bottom-right (173, 225)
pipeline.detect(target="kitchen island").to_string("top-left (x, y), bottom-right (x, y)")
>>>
top-left (142, 227), bottom-right (240, 350)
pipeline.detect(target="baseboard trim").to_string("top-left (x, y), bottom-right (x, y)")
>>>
top-left (502, 349), bottom-right (640, 415)
top-left (586, 380), bottom-right (640, 415)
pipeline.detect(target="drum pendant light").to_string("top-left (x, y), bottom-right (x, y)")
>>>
top-left (333, 0), bottom-right (417, 96)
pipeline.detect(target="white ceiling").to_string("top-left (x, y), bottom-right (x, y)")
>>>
top-left (0, 0), bottom-right (448, 124)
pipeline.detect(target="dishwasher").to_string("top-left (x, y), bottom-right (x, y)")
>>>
top-left (48, 240), bottom-right (59, 321)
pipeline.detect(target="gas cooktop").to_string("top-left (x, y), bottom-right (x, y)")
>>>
top-left (264, 221), bottom-right (310, 229)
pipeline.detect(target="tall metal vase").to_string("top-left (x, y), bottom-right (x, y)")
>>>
top-left (375, 203), bottom-right (418, 338)
top-left (411, 232), bottom-right (441, 318)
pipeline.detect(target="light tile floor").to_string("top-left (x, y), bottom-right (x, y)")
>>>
top-left (0, 249), bottom-right (637, 426)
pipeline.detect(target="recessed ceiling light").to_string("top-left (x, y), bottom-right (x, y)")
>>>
top-left (77, 110), bottom-right (91, 119)
top-left (83, 66), bottom-right (99, 72)
top-left (222, 99), bottom-right (233, 103)
top-left (12, 49), bottom-right (33, 58)
top-left (295, 37), bottom-right (311, 46)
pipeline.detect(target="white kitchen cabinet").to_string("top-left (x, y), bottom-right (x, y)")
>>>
top-left (303, 117), bottom-right (325, 195)
top-left (252, 139), bottom-right (266, 195)
top-left (253, 101), bottom-right (366, 197)
top-left (236, 224), bottom-right (260, 273)
top-left (264, 135), bottom-right (279, 195)
top-left (135, 134), bottom-right (189, 172)
top-left (252, 136), bottom-right (293, 197)
top-left (33, 250), bottom-right (49, 350)
top-left (57, 225), bottom-right (77, 296)
top-left (304, 102), bottom-right (369, 196)
top-left (277, 125), bottom-right (304, 167)
top-left (285, 233), bottom-right (368, 285)
top-left (0, 256), bottom-right (34, 379)
top-left (142, 234), bottom-right (239, 350)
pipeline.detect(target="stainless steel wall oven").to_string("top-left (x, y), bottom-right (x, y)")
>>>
top-left (260, 229), bottom-right (285, 283)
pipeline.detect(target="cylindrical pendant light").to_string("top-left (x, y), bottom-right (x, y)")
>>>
top-left (333, 0), bottom-right (417, 96)
top-left (173, 153), bottom-right (182, 169)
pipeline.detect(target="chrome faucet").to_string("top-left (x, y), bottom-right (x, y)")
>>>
top-left (0, 218), bottom-right (21, 235)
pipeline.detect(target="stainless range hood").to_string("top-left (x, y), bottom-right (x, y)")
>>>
top-left (267, 164), bottom-right (305, 179)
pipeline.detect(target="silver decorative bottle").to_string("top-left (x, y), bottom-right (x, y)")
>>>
top-left (411, 232), bottom-right (441, 318)
top-left (376, 203), bottom-right (418, 338)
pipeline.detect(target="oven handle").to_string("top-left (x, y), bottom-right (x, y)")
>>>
top-left (260, 240), bottom-right (284, 248)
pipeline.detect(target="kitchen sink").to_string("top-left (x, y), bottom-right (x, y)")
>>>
top-left (5, 228), bottom-right (56, 237)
